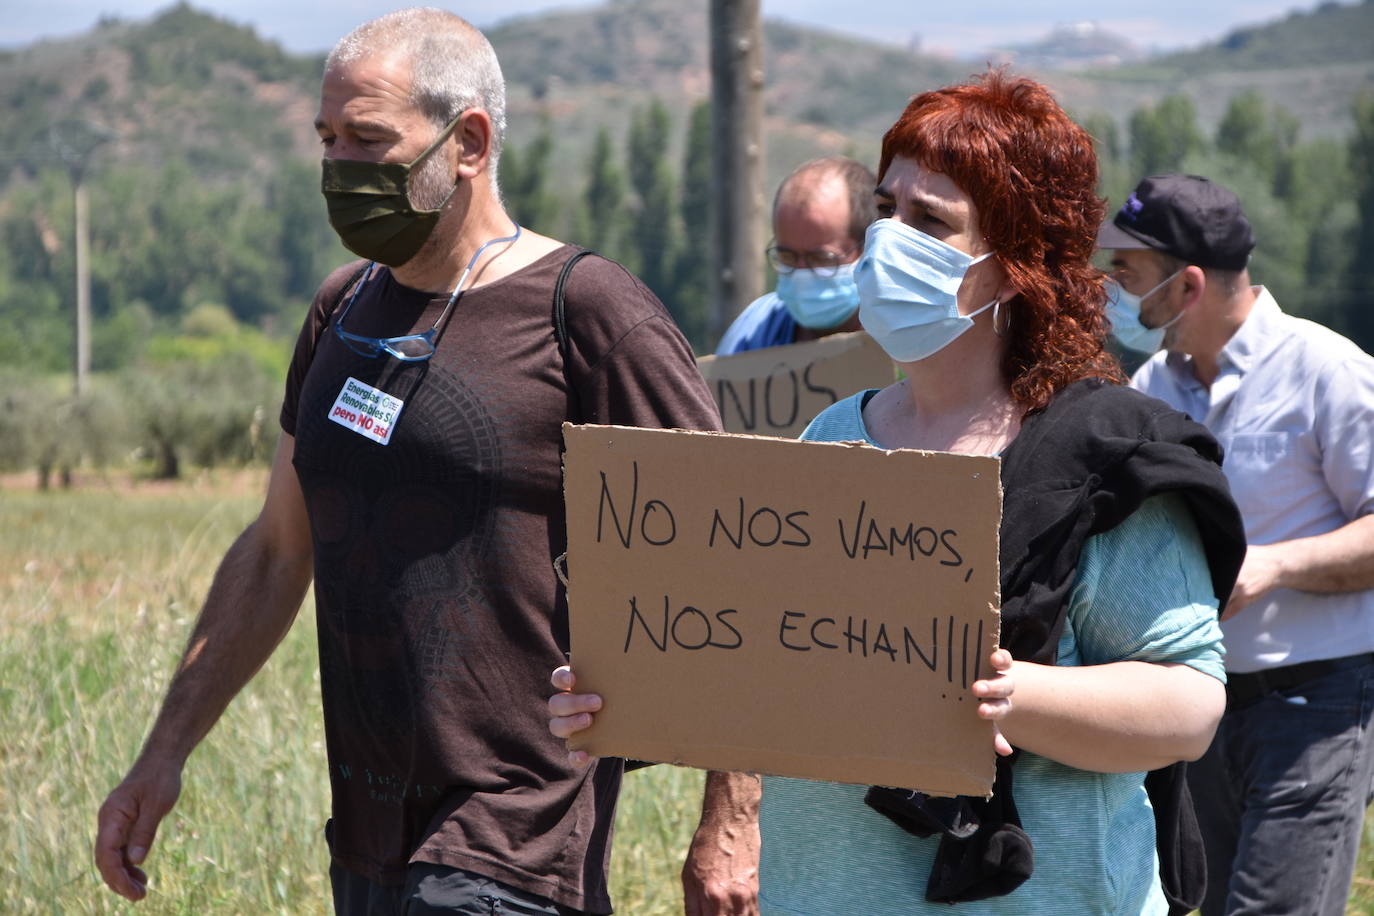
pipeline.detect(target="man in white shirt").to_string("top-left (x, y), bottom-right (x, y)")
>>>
top-left (1100, 173), bottom-right (1374, 916)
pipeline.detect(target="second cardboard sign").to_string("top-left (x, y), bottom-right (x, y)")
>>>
top-left (697, 331), bottom-right (895, 438)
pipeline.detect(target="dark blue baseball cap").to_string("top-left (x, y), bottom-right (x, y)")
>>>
top-left (1096, 174), bottom-right (1255, 271)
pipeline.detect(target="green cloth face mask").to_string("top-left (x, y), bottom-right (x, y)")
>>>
top-left (320, 113), bottom-right (463, 267)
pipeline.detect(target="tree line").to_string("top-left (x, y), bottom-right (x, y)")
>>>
top-left (501, 99), bottom-right (714, 349)
top-left (0, 89), bottom-right (1370, 482)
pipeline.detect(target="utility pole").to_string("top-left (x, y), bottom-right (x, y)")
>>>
top-left (50, 121), bottom-right (112, 398)
top-left (74, 179), bottom-right (91, 397)
top-left (709, 0), bottom-right (765, 344)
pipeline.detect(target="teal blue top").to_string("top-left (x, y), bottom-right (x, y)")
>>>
top-left (758, 391), bottom-right (1226, 916)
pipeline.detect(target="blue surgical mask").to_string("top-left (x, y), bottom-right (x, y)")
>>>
top-left (1104, 270), bottom-right (1183, 354)
top-left (856, 218), bottom-right (998, 363)
top-left (776, 262), bottom-right (860, 330)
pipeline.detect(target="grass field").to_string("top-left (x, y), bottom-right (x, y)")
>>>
top-left (1, 473), bottom-right (1371, 914)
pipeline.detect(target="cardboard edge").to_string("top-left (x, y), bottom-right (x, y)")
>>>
top-left (694, 328), bottom-right (878, 368)
top-left (570, 738), bottom-right (995, 799)
top-left (562, 423), bottom-right (1006, 471)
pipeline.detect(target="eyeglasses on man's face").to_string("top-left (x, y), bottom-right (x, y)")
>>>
top-left (765, 244), bottom-right (859, 277)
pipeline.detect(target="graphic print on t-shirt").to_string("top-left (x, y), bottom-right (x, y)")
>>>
top-left (294, 355), bottom-right (504, 761)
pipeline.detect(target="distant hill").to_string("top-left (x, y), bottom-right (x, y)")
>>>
top-left (488, 0), bottom-right (1371, 181)
top-left (1059, 0), bottom-right (1374, 138)
top-left (0, 3), bottom-right (322, 187)
top-left (486, 0), bottom-right (973, 182)
top-left (1152, 0), bottom-right (1374, 72)
top-left (993, 22), bottom-right (1145, 72)
top-left (0, 0), bottom-right (1369, 194)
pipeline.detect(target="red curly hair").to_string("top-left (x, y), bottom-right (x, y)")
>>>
top-left (878, 70), bottom-right (1124, 413)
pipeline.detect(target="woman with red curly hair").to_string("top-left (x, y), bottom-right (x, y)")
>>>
top-left (871, 70), bottom-right (1125, 412)
top-left (551, 71), bottom-right (1245, 914)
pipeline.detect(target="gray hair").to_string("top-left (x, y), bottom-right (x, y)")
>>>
top-left (327, 8), bottom-right (507, 173)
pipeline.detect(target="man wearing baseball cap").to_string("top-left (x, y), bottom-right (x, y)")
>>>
top-left (1099, 174), bottom-right (1374, 916)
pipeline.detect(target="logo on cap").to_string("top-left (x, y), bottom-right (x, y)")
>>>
top-left (1121, 192), bottom-right (1144, 221)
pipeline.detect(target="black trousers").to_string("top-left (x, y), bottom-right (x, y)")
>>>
top-left (330, 861), bottom-right (586, 916)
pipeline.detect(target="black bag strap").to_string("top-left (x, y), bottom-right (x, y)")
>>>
top-left (553, 249), bottom-right (598, 421)
top-left (308, 262), bottom-right (370, 364)
top-left (330, 263), bottom-right (370, 322)
top-left (552, 247), bottom-right (652, 775)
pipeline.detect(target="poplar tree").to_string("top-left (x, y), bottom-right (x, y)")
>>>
top-left (583, 126), bottom-right (626, 256)
top-left (673, 99), bottom-right (713, 349)
top-left (1345, 92), bottom-right (1374, 349)
top-left (1216, 91), bottom-right (1299, 185)
top-left (625, 100), bottom-right (678, 309)
top-left (1129, 94), bottom-right (1204, 177)
top-left (501, 117), bottom-right (559, 233)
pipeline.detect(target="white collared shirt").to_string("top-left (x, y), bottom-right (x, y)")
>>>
top-left (1133, 287), bottom-right (1374, 672)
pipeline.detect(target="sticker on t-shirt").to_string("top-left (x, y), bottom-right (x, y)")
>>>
top-left (328, 377), bottom-right (403, 445)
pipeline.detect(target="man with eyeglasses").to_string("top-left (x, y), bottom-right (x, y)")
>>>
top-left (93, 9), bottom-right (743, 916)
top-left (715, 157), bottom-right (877, 355)
top-left (1100, 174), bottom-right (1374, 916)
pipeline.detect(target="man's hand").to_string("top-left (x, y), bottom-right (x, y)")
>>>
top-left (94, 760), bottom-right (182, 901)
top-left (1225, 543), bottom-right (1285, 620)
top-left (548, 665), bottom-right (601, 768)
top-left (683, 771), bottom-right (761, 916)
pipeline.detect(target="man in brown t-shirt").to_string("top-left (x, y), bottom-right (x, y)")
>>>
top-left (94, 9), bottom-right (758, 914)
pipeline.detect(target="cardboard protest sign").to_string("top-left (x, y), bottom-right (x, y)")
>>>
top-left (562, 424), bottom-right (1002, 797)
top-left (696, 331), bottom-right (894, 438)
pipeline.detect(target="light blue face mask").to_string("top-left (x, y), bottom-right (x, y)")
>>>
top-left (1104, 270), bottom-right (1183, 354)
top-left (855, 218), bottom-right (998, 363)
top-left (776, 262), bottom-right (861, 330)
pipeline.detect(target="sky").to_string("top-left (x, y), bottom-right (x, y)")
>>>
top-left (0, 0), bottom-right (1332, 58)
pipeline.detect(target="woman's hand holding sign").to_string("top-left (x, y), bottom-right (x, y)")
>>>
top-left (972, 648), bottom-right (1016, 757)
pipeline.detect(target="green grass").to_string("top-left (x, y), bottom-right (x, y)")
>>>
top-left (1, 475), bottom-right (1369, 913)
top-left (0, 476), bottom-right (700, 914)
